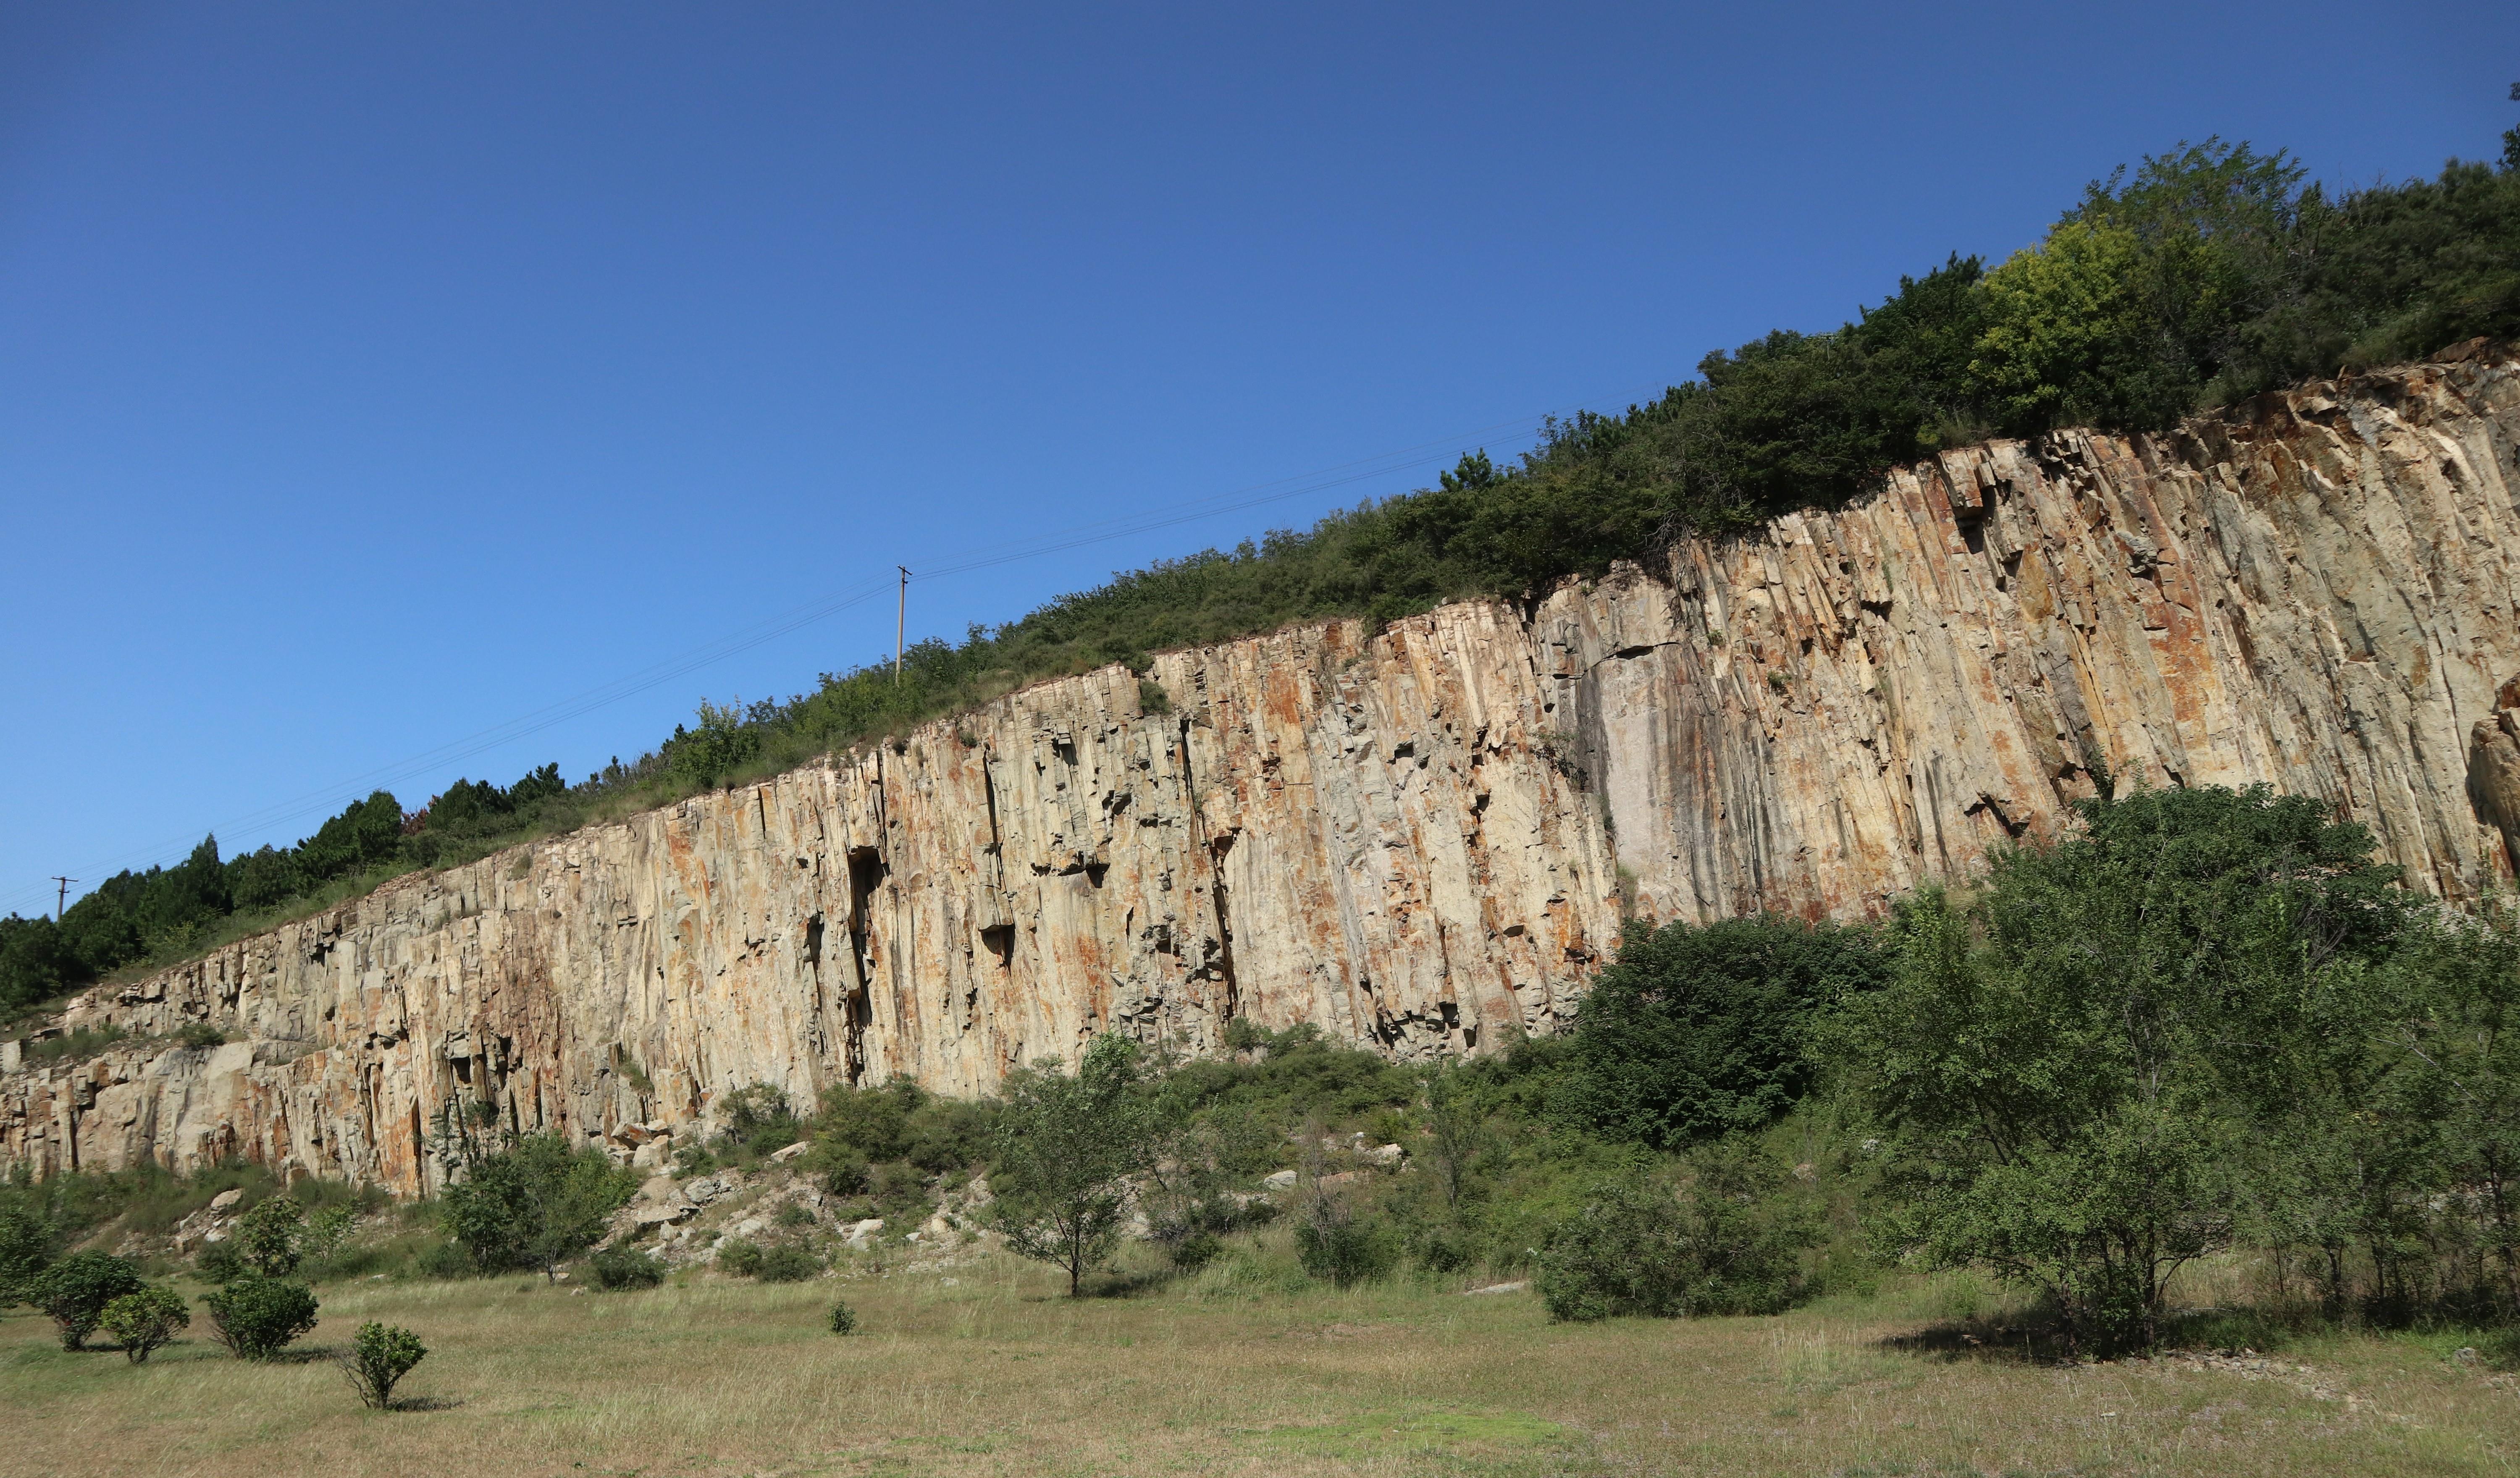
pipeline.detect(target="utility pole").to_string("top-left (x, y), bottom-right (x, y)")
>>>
top-left (52, 876), bottom-right (76, 922)
top-left (895, 566), bottom-right (910, 685)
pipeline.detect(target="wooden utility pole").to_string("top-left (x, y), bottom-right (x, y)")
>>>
top-left (52, 876), bottom-right (76, 922)
top-left (895, 566), bottom-right (910, 684)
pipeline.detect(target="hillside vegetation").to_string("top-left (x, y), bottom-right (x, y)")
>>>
top-left (6, 127), bottom-right (2519, 1017)
top-left (13, 784), bottom-right (2520, 1359)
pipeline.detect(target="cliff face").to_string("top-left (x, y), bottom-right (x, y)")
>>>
top-left (9, 353), bottom-right (2520, 1195)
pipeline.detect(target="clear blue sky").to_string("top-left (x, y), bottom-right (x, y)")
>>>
top-left (4, 1), bottom-right (2515, 916)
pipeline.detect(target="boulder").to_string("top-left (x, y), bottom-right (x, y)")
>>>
top-left (769, 1140), bottom-right (812, 1164)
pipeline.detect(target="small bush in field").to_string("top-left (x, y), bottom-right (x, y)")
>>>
top-left (1535, 1150), bottom-right (1816, 1323)
top-left (756, 1244), bottom-right (822, 1282)
top-left (202, 1274), bottom-right (320, 1360)
top-left (32, 1251), bottom-right (147, 1350)
top-left (339, 1321), bottom-right (426, 1408)
top-left (99, 1287), bottom-right (189, 1363)
top-left (590, 1245), bottom-right (665, 1290)
top-left (828, 1301), bottom-right (858, 1335)
top-left (716, 1238), bottom-right (764, 1277)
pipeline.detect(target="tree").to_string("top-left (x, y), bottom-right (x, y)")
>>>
top-left (990, 1033), bottom-right (1156, 1296)
top-left (234, 1195), bottom-right (306, 1277)
top-left (438, 1131), bottom-right (638, 1279)
top-left (1840, 785), bottom-right (2414, 1352)
top-left (32, 1251), bottom-right (147, 1350)
top-left (1561, 915), bottom-right (1888, 1148)
top-left (1421, 1061), bottom-right (1488, 1210)
top-left (0, 1194), bottom-right (54, 1305)
top-left (99, 1287), bottom-right (189, 1363)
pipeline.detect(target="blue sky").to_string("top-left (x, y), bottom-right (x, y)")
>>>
top-left (4, 1), bottom-right (2515, 915)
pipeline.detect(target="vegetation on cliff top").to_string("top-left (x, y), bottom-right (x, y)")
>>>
top-left (6, 120), bottom-right (2519, 1018)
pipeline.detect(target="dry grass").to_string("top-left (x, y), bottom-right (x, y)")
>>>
top-left (5, 1255), bottom-right (2519, 1478)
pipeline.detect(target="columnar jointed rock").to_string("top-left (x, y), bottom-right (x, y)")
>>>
top-left (6, 354), bottom-right (2519, 1194)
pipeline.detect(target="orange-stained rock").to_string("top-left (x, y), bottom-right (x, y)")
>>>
top-left (8, 353), bottom-right (2520, 1193)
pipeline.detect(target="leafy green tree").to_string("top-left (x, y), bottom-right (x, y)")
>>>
top-left (201, 1274), bottom-right (319, 1360)
top-left (0, 1194), bottom-right (55, 1305)
top-left (990, 1033), bottom-right (1157, 1296)
top-left (340, 1321), bottom-right (426, 1408)
top-left (438, 1132), bottom-right (639, 1280)
top-left (1560, 915), bottom-right (1888, 1148)
top-left (99, 1287), bottom-right (189, 1363)
top-left (234, 1195), bottom-right (306, 1277)
top-left (0, 914), bottom-right (71, 1017)
top-left (1840, 785), bottom-right (2413, 1351)
top-left (32, 1251), bottom-right (147, 1350)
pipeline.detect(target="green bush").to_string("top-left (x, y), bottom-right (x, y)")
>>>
top-left (716, 1238), bottom-right (764, 1277)
top-left (201, 1274), bottom-right (320, 1360)
top-left (1535, 1150), bottom-right (1816, 1323)
top-left (1560, 916), bottom-right (1889, 1148)
top-left (589, 1245), bottom-right (665, 1290)
top-left (828, 1300), bottom-right (858, 1335)
top-left (99, 1286), bottom-right (189, 1363)
top-left (31, 1251), bottom-right (147, 1350)
top-left (193, 1239), bottom-right (247, 1283)
top-left (339, 1321), bottom-right (426, 1409)
top-left (176, 1021), bottom-right (226, 1050)
top-left (755, 1244), bottom-right (822, 1283)
top-left (1295, 1197), bottom-right (1396, 1288)
top-left (410, 1238), bottom-right (474, 1281)
top-left (438, 1132), bottom-right (638, 1279)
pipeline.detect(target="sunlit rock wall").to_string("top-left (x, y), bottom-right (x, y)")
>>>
top-left (8, 351), bottom-right (2518, 1194)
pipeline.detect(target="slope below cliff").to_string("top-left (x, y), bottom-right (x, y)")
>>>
top-left (9, 352), bottom-right (2520, 1195)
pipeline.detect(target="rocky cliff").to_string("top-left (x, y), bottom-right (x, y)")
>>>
top-left (10, 350), bottom-right (2520, 1195)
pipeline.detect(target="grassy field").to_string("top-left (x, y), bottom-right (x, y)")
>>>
top-left (6, 1249), bottom-right (2519, 1478)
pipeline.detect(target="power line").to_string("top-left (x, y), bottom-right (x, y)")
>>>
top-left (6, 379), bottom-right (1670, 915)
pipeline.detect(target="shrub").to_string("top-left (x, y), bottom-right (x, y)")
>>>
top-left (756, 1244), bottom-right (822, 1283)
top-left (716, 1237), bottom-right (764, 1277)
top-left (1295, 1196), bottom-right (1396, 1288)
top-left (202, 1274), bottom-right (320, 1360)
top-left (176, 1022), bottom-right (226, 1050)
top-left (194, 1239), bottom-right (247, 1284)
top-left (32, 1251), bottom-right (146, 1350)
top-left (235, 1195), bottom-right (307, 1276)
top-left (828, 1300), bottom-right (858, 1335)
top-left (339, 1321), bottom-right (427, 1409)
top-left (1169, 1231), bottom-right (1223, 1273)
top-left (1535, 1150), bottom-right (1816, 1322)
top-left (99, 1286), bottom-right (190, 1363)
top-left (590, 1245), bottom-right (665, 1290)
top-left (410, 1238), bottom-right (474, 1281)
top-left (776, 1202), bottom-right (814, 1229)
